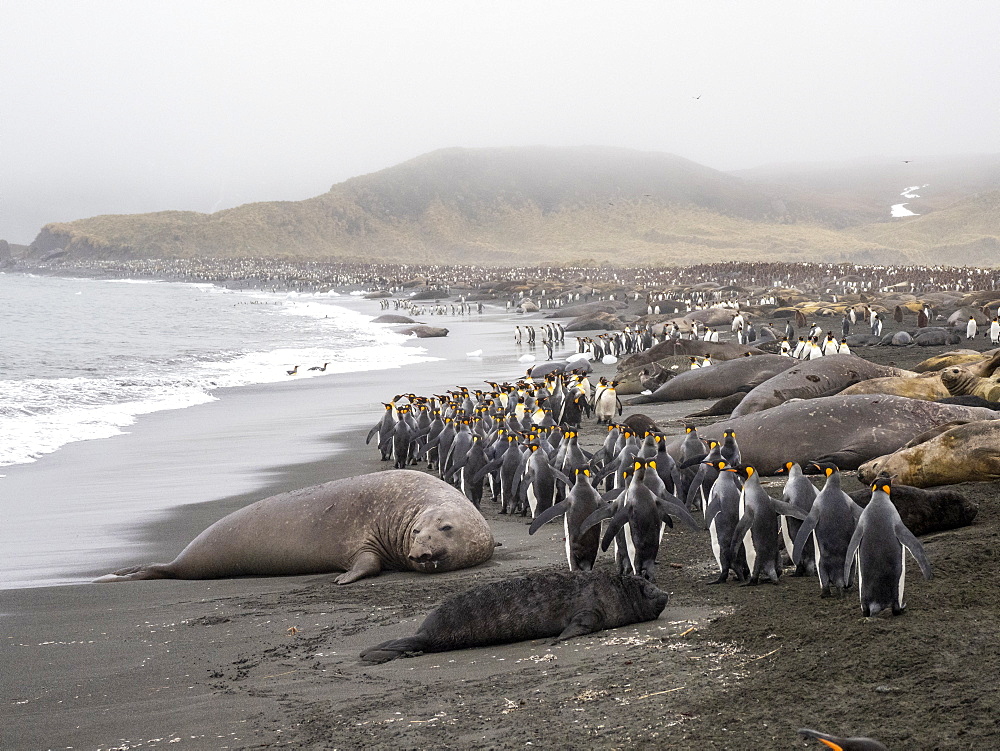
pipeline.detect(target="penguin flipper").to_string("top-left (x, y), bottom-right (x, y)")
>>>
top-left (600, 507), bottom-right (632, 552)
top-left (528, 499), bottom-right (571, 534)
top-left (471, 455), bottom-right (503, 485)
top-left (656, 494), bottom-right (701, 531)
top-left (550, 468), bottom-right (572, 488)
top-left (685, 464), bottom-right (708, 507)
top-left (895, 523), bottom-right (934, 580)
top-left (601, 486), bottom-right (626, 503)
top-left (791, 512), bottom-right (819, 566)
top-left (729, 508), bottom-right (754, 559)
top-left (365, 425), bottom-right (380, 445)
top-left (768, 497), bottom-right (809, 520)
top-left (679, 453), bottom-right (709, 469)
top-left (844, 522), bottom-right (865, 587)
top-left (579, 503), bottom-right (616, 536)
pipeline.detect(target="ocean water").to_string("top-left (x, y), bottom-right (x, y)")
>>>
top-left (0, 272), bottom-right (435, 470)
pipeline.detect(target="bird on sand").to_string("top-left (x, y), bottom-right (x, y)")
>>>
top-left (286, 365), bottom-right (299, 375)
top-left (308, 363), bottom-right (329, 371)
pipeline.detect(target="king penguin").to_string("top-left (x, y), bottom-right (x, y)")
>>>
top-left (798, 728), bottom-right (888, 750)
top-left (844, 477), bottom-right (933, 616)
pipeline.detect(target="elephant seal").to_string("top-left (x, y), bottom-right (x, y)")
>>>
top-left (397, 325), bottom-right (449, 338)
top-left (941, 367), bottom-right (1000, 401)
top-left (913, 349), bottom-right (992, 372)
top-left (847, 482), bottom-right (979, 535)
top-left (95, 470), bottom-right (495, 584)
top-left (685, 389), bottom-right (750, 417)
top-left (641, 354), bottom-right (796, 403)
top-left (731, 355), bottom-right (910, 417)
top-left (359, 571), bottom-right (669, 663)
top-left (620, 339), bottom-right (764, 374)
top-left (840, 371), bottom-right (950, 401)
top-left (937, 395), bottom-right (1000, 410)
top-left (665, 394), bottom-right (1000, 476)
top-left (858, 420), bottom-right (1000, 488)
top-left (913, 328), bottom-right (962, 347)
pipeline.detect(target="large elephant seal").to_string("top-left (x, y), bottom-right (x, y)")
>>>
top-left (731, 355), bottom-right (910, 417)
top-left (96, 470), bottom-right (495, 584)
top-left (858, 420), bottom-right (1000, 488)
top-left (360, 571), bottom-right (669, 663)
top-left (639, 354), bottom-right (796, 403)
top-left (913, 349), bottom-right (992, 373)
top-left (665, 395), bottom-right (1000, 475)
top-left (839, 371), bottom-right (950, 401)
top-left (941, 367), bottom-right (1000, 402)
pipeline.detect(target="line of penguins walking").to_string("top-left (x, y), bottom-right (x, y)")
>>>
top-left (366, 377), bottom-right (932, 618)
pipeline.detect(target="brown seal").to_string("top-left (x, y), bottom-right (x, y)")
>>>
top-left (360, 571), bottom-right (669, 663)
top-left (858, 420), bottom-right (1000, 488)
top-left (95, 470), bottom-right (495, 584)
top-left (941, 366), bottom-right (1000, 402)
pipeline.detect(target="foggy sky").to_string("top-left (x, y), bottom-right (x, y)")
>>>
top-left (3, 0), bottom-right (998, 244)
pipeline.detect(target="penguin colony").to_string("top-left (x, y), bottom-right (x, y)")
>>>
top-left (367, 373), bottom-right (932, 618)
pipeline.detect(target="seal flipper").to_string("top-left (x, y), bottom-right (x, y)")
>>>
top-left (551, 609), bottom-right (601, 643)
top-left (94, 563), bottom-right (174, 582)
top-left (335, 551), bottom-right (383, 585)
top-left (360, 636), bottom-right (429, 663)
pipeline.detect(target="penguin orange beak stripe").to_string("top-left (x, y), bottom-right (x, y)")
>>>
top-left (817, 741), bottom-right (844, 751)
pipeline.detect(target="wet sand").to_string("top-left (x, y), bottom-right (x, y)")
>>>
top-left (4, 305), bottom-right (1000, 749)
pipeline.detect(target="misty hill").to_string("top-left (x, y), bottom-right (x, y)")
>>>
top-left (23, 146), bottom-right (1000, 267)
top-left (735, 154), bottom-right (1000, 217)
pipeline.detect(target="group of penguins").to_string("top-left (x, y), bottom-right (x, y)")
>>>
top-left (366, 374), bottom-right (932, 618)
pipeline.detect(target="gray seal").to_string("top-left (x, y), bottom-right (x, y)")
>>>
top-left (641, 354), bottom-right (796, 403)
top-left (665, 394), bottom-right (1000, 475)
top-left (95, 470), bottom-right (495, 585)
top-left (359, 571), bottom-right (669, 663)
top-left (731, 354), bottom-right (907, 417)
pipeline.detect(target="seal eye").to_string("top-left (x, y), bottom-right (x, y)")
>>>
top-left (412, 529), bottom-right (421, 535)
top-left (440, 524), bottom-right (453, 532)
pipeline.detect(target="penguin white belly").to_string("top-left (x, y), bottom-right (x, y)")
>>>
top-left (659, 521), bottom-right (666, 544)
top-left (898, 546), bottom-right (907, 609)
top-left (527, 485), bottom-right (538, 516)
top-left (780, 517), bottom-right (794, 560)
top-left (856, 552), bottom-right (863, 605)
top-left (623, 522), bottom-right (638, 573)
top-left (709, 518), bottom-right (722, 571)
top-left (564, 515), bottom-right (573, 570)
top-left (743, 527), bottom-right (756, 575)
top-left (812, 532), bottom-right (824, 588)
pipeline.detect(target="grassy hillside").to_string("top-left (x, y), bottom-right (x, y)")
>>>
top-left (23, 146), bottom-right (1000, 267)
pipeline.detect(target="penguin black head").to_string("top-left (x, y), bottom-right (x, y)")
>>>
top-left (797, 728), bottom-right (888, 751)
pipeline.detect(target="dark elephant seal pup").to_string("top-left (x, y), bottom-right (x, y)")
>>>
top-left (360, 571), bottom-right (669, 663)
top-left (96, 470), bottom-right (495, 585)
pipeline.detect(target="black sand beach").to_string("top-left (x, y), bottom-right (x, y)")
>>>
top-left (4, 295), bottom-right (1000, 749)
